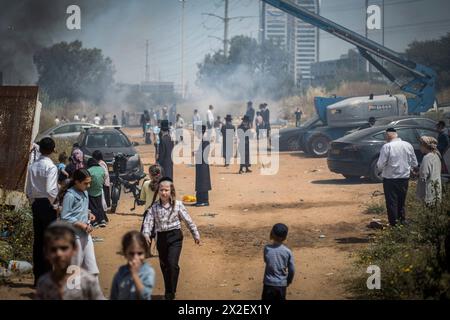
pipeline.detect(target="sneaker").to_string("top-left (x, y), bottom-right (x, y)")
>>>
top-left (92, 222), bottom-right (100, 228)
top-left (98, 220), bottom-right (107, 228)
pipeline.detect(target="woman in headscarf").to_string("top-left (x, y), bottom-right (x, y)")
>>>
top-left (416, 136), bottom-right (442, 206)
top-left (65, 147), bottom-right (86, 178)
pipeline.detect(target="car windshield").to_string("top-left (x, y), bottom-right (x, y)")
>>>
top-left (300, 114), bottom-right (321, 127)
top-left (86, 132), bottom-right (130, 148)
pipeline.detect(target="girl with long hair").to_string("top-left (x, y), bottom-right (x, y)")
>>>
top-left (141, 177), bottom-right (200, 300)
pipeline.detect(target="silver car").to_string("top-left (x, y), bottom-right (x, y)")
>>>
top-left (35, 122), bottom-right (99, 142)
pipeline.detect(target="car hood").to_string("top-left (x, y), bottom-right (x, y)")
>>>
top-left (279, 127), bottom-right (305, 136)
top-left (82, 146), bottom-right (137, 162)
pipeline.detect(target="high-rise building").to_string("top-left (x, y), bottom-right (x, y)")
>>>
top-left (260, 0), bottom-right (320, 88)
top-left (259, 2), bottom-right (296, 81)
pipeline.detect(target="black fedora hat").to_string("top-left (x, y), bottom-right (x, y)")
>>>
top-left (225, 114), bottom-right (233, 121)
top-left (160, 120), bottom-right (169, 131)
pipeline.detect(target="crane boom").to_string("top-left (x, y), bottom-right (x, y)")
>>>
top-left (261, 0), bottom-right (437, 114)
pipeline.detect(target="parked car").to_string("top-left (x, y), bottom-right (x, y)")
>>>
top-left (373, 115), bottom-right (437, 128)
top-left (277, 115), bottom-right (437, 154)
top-left (327, 124), bottom-right (439, 183)
top-left (35, 122), bottom-right (99, 142)
top-left (76, 127), bottom-right (143, 177)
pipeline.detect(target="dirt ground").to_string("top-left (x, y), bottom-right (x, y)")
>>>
top-left (0, 127), bottom-right (384, 300)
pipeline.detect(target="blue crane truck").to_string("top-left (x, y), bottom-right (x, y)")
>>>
top-left (262, 0), bottom-right (437, 157)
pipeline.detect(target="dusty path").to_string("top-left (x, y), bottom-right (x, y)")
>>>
top-left (0, 128), bottom-right (383, 300)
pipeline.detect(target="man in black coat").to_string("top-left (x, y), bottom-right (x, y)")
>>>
top-left (195, 125), bottom-right (211, 206)
top-left (157, 120), bottom-right (174, 181)
top-left (245, 101), bottom-right (255, 128)
top-left (238, 115), bottom-right (252, 174)
top-left (261, 103), bottom-right (271, 148)
top-left (221, 114), bottom-right (236, 167)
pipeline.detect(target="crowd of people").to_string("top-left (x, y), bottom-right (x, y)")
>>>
top-left (54, 113), bottom-right (119, 126)
top-left (376, 121), bottom-right (448, 226)
top-left (26, 99), bottom-right (297, 300)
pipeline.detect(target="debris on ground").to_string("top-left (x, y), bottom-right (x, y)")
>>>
top-left (367, 220), bottom-right (384, 229)
top-left (199, 213), bottom-right (218, 218)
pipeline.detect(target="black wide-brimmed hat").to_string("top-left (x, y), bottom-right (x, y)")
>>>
top-left (160, 120), bottom-right (169, 131)
top-left (225, 114), bottom-right (233, 121)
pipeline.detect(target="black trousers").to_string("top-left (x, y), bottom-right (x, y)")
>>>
top-left (261, 285), bottom-right (287, 300)
top-left (103, 185), bottom-right (111, 208)
top-left (383, 178), bottom-right (409, 226)
top-left (196, 191), bottom-right (209, 204)
top-left (157, 229), bottom-right (183, 295)
top-left (89, 195), bottom-right (106, 223)
top-left (32, 198), bottom-right (57, 285)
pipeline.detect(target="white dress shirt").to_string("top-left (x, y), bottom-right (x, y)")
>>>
top-left (377, 138), bottom-right (418, 179)
top-left (207, 110), bottom-right (214, 125)
top-left (25, 155), bottom-right (59, 203)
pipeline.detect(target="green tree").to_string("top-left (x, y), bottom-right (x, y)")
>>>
top-left (386, 33), bottom-right (450, 91)
top-left (33, 40), bottom-right (115, 104)
top-left (197, 36), bottom-right (295, 100)
top-left (404, 33), bottom-right (450, 90)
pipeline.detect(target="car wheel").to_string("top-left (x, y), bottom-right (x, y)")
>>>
top-left (110, 184), bottom-right (121, 213)
top-left (309, 135), bottom-right (331, 157)
top-left (369, 158), bottom-right (383, 183)
top-left (287, 137), bottom-right (300, 151)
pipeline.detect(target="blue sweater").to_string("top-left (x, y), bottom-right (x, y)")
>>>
top-left (110, 263), bottom-right (155, 300)
top-left (263, 244), bottom-right (295, 287)
top-left (60, 188), bottom-right (89, 235)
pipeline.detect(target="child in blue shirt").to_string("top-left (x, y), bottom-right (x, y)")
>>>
top-left (57, 152), bottom-right (69, 184)
top-left (110, 231), bottom-right (155, 300)
top-left (262, 223), bottom-right (295, 300)
top-left (59, 169), bottom-right (100, 277)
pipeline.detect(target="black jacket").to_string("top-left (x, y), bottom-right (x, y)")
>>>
top-left (238, 123), bottom-right (250, 166)
top-left (195, 140), bottom-right (211, 192)
top-left (158, 133), bottom-right (174, 180)
top-left (221, 122), bottom-right (236, 160)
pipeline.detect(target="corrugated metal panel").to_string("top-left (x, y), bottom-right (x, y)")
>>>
top-left (0, 86), bottom-right (39, 191)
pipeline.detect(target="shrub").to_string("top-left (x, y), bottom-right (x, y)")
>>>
top-left (0, 206), bottom-right (33, 264)
top-left (365, 201), bottom-right (385, 215)
top-left (349, 184), bottom-right (450, 299)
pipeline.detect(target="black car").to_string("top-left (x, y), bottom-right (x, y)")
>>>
top-left (276, 115), bottom-right (324, 152)
top-left (372, 115), bottom-right (437, 128)
top-left (327, 125), bottom-right (439, 183)
top-left (76, 127), bottom-right (143, 176)
top-left (277, 115), bottom-right (437, 154)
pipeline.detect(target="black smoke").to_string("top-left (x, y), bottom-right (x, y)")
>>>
top-left (0, 0), bottom-right (113, 84)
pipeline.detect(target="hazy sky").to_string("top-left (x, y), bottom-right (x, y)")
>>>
top-left (5, 0), bottom-right (450, 92)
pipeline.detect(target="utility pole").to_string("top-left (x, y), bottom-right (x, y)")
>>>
top-left (202, 0), bottom-right (256, 58)
top-left (224, 0), bottom-right (229, 57)
top-left (145, 40), bottom-right (150, 82)
top-left (180, 0), bottom-right (187, 99)
top-left (365, 0), bottom-right (371, 80)
top-left (381, 0), bottom-right (385, 47)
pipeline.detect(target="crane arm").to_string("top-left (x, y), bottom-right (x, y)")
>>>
top-left (261, 0), bottom-right (437, 113)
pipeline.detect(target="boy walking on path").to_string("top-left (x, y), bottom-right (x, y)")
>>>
top-left (262, 223), bottom-right (295, 300)
top-left (25, 137), bottom-right (59, 286)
